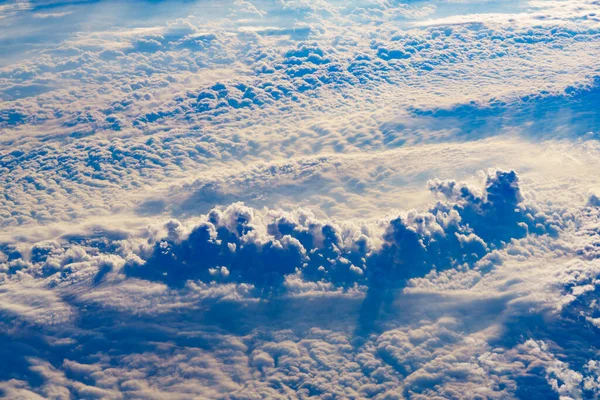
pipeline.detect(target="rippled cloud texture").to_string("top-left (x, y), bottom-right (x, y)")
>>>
top-left (2, 0), bottom-right (600, 398)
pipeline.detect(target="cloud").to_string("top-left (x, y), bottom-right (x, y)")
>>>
top-left (0, 176), bottom-right (598, 398)
top-left (124, 170), bottom-right (560, 298)
top-left (2, 0), bottom-right (600, 398)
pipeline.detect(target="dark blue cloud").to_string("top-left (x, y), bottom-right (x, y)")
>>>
top-left (126, 170), bottom-right (558, 294)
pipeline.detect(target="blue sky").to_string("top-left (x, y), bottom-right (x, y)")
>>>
top-left (1, 0), bottom-right (600, 398)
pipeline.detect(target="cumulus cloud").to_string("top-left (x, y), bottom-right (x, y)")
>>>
top-left (2, 0), bottom-right (600, 398)
top-left (123, 170), bottom-right (561, 297)
top-left (1, 167), bottom-right (597, 398)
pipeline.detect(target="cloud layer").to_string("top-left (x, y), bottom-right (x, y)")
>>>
top-left (2, 0), bottom-right (600, 399)
top-left (1, 170), bottom-right (600, 399)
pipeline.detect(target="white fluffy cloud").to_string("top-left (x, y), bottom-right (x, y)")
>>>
top-left (2, 0), bottom-right (600, 398)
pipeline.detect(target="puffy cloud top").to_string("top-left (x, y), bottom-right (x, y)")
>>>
top-left (124, 170), bottom-right (560, 294)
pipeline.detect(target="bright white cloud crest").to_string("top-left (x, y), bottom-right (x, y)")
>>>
top-left (1, 0), bottom-right (600, 398)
